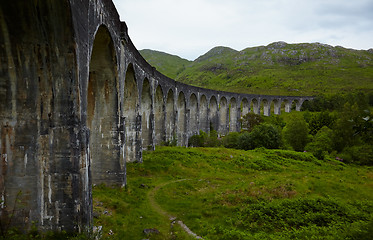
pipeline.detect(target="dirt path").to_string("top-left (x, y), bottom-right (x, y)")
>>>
top-left (147, 179), bottom-right (203, 239)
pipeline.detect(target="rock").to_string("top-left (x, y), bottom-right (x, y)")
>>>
top-left (143, 228), bottom-right (160, 235)
top-left (140, 184), bottom-right (149, 188)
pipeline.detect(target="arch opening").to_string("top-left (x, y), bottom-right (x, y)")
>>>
top-left (154, 85), bottom-right (165, 145)
top-left (141, 78), bottom-right (152, 150)
top-left (165, 89), bottom-right (175, 143)
top-left (177, 92), bottom-right (187, 146)
top-left (209, 96), bottom-right (218, 132)
top-left (88, 25), bottom-right (121, 184)
top-left (219, 97), bottom-right (228, 135)
top-left (199, 95), bottom-right (209, 132)
top-left (229, 98), bottom-right (238, 132)
top-left (123, 64), bottom-right (139, 162)
top-left (189, 94), bottom-right (198, 136)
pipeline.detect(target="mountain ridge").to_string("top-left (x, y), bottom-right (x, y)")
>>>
top-left (140, 42), bottom-right (373, 96)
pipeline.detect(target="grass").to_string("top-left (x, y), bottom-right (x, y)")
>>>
top-left (93, 147), bottom-right (373, 239)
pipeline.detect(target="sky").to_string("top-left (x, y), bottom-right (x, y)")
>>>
top-left (112, 0), bottom-right (373, 60)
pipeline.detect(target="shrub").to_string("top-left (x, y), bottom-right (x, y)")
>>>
top-left (222, 132), bottom-right (240, 149)
top-left (205, 130), bottom-right (221, 147)
top-left (188, 130), bottom-right (207, 147)
top-left (340, 144), bottom-right (373, 165)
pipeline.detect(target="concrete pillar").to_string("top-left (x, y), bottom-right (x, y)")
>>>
top-left (199, 95), bottom-right (209, 133)
top-left (219, 97), bottom-right (228, 135)
top-left (229, 98), bottom-right (238, 132)
top-left (189, 94), bottom-right (198, 136)
top-left (209, 96), bottom-right (219, 132)
top-left (263, 99), bottom-right (271, 116)
top-left (252, 99), bottom-right (260, 115)
top-left (177, 92), bottom-right (187, 146)
top-left (154, 85), bottom-right (165, 145)
top-left (273, 100), bottom-right (281, 115)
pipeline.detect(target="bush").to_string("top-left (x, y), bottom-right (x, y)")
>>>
top-left (339, 145), bottom-right (373, 165)
top-left (205, 130), bottom-right (221, 147)
top-left (188, 130), bottom-right (207, 147)
top-left (222, 132), bottom-right (240, 149)
top-left (238, 124), bottom-right (282, 150)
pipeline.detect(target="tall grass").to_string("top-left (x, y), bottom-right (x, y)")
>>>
top-left (93, 147), bottom-right (373, 239)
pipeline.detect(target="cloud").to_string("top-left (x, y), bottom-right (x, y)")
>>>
top-left (113, 0), bottom-right (373, 60)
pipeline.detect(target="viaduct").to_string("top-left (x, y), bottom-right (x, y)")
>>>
top-left (0, 0), bottom-right (312, 232)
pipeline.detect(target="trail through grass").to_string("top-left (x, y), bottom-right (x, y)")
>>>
top-left (93, 147), bottom-right (373, 239)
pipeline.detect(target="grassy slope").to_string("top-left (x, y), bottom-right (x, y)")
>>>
top-left (139, 49), bottom-right (192, 79)
top-left (93, 147), bottom-right (373, 240)
top-left (140, 42), bottom-right (373, 96)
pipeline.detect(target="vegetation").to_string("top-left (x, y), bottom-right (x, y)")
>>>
top-left (91, 147), bottom-right (372, 239)
top-left (139, 49), bottom-right (191, 79)
top-left (140, 42), bottom-right (373, 96)
top-left (91, 90), bottom-right (373, 238)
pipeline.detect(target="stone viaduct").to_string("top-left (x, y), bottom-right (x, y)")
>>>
top-left (0, 0), bottom-right (312, 232)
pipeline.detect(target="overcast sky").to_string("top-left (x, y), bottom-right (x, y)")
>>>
top-left (112, 0), bottom-right (373, 60)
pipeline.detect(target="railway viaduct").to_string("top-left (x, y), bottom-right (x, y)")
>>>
top-left (0, 0), bottom-right (312, 232)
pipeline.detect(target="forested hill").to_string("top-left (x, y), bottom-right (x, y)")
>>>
top-left (140, 42), bottom-right (373, 96)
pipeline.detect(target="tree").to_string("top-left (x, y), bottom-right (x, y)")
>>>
top-left (305, 126), bottom-right (333, 159)
top-left (238, 124), bottom-right (282, 150)
top-left (240, 112), bottom-right (263, 132)
top-left (308, 111), bottom-right (334, 135)
top-left (283, 115), bottom-right (310, 151)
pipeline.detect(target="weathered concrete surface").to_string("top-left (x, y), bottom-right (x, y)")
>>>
top-left (0, 0), bottom-right (313, 232)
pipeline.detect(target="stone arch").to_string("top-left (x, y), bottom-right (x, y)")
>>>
top-left (300, 99), bottom-right (310, 111)
top-left (189, 93), bottom-right (198, 136)
top-left (251, 98), bottom-right (259, 114)
top-left (154, 85), bottom-right (165, 145)
top-left (229, 98), bottom-right (238, 132)
top-left (165, 89), bottom-right (175, 142)
top-left (124, 64), bottom-right (139, 162)
top-left (199, 95), bottom-right (209, 132)
top-left (291, 99), bottom-right (299, 111)
top-left (209, 96), bottom-right (218, 131)
top-left (177, 92), bottom-right (187, 146)
top-left (141, 78), bottom-right (152, 150)
top-left (219, 97), bottom-right (228, 135)
top-left (88, 25), bottom-right (121, 184)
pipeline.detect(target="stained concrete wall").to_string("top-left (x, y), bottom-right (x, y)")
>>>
top-left (0, 0), bottom-right (313, 232)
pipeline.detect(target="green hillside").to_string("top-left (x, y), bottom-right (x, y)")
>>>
top-left (140, 42), bottom-right (373, 96)
top-left (139, 49), bottom-right (192, 79)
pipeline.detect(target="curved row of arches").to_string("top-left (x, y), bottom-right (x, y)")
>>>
top-left (87, 26), bottom-right (310, 164)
